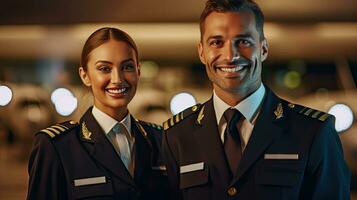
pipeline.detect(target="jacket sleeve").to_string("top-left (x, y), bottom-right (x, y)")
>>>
top-left (27, 134), bottom-right (67, 200)
top-left (162, 132), bottom-right (182, 200)
top-left (301, 116), bottom-right (351, 200)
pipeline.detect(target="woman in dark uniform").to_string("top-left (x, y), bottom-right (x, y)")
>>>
top-left (27, 27), bottom-right (168, 200)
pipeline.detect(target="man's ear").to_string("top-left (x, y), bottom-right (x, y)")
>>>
top-left (79, 67), bottom-right (91, 87)
top-left (198, 42), bottom-right (206, 65)
top-left (260, 39), bottom-right (269, 62)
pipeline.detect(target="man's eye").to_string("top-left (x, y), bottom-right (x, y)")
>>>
top-left (237, 40), bottom-right (252, 48)
top-left (209, 40), bottom-right (223, 47)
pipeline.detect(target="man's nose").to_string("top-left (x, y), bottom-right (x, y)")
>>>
top-left (223, 41), bottom-right (240, 62)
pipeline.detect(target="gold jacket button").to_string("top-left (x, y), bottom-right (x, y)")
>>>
top-left (227, 187), bottom-right (237, 196)
top-left (69, 120), bottom-right (77, 125)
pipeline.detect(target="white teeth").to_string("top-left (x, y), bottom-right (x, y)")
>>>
top-left (220, 66), bottom-right (244, 72)
top-left (107, 88), bottom-right (126, 94)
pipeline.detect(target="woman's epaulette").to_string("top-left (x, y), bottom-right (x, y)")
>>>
top-left (37, 120), bottom-right (78, 138)
top-left (139, 120), bottom-right (163, 131)
top-left (163, 104), bottom-right (202, 131)
top-left (286, 102), bottom-right (331, 122)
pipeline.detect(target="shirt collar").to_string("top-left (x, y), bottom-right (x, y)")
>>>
top-left (92, 106), bottom-right (131, 135)
top-left (213, 83), bottom-right (266, 124)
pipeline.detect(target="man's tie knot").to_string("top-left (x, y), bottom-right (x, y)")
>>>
top-left (223, 108), bottom-right (242, 137)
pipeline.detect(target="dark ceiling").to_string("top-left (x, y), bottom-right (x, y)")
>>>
top-left (0, 0), bottom-right (356, 61)
top-left (1, 0), bottom-right (357, 25)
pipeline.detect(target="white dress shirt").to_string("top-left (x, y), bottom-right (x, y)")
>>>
top-left (92, 106), bottom-right (135, 175)
top-left (213, 83), bottom-right (266, 151)
top-left (92, 106), bottom-right (132, 136)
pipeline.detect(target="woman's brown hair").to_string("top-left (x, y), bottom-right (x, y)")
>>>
top-left (80, 27), bottom-right (139, 70)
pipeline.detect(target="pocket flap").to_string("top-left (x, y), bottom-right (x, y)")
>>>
top-left (256, 162), bottom-right (304, 186)
top-left (180, 165), bottom-right (209, 189)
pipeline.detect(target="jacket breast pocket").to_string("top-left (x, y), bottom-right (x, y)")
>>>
top-left (72, 177), bottom-right (113, 199)
top-left (255, 161), bottom-right (304, 187)
top-left (179, 165), bottom-right (209, 189)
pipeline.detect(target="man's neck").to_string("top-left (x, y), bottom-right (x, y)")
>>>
top-left (213, 84), bottom-right (261, 106)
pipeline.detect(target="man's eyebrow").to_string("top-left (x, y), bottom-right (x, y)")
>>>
top-left (205, 33), bottom-right (254, 43)
top-left (234, 33), bottom-right (253, 38)
top-left (206, 35), bottom-right (222, 43)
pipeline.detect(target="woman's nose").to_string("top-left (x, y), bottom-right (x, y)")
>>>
top-left (111, 68), bottom-right (123, 84)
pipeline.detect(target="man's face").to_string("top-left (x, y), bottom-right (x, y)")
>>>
top-left (198, 11), bottom-right (268, 101)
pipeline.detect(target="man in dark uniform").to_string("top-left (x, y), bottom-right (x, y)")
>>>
top-left (27, 108), bottom-right (168, 200)
top-left (162, 0), bottom-right (350, 199)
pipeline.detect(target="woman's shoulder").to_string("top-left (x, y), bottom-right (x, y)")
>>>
top-left (36, 120), bottom-right (80, 140)
top-left (138, 120), bottom-right (163, 132)
top-left (135, 119), bottom-right (164, 140)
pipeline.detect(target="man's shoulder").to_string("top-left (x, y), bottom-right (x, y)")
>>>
top-left (163, 103), bottom-right (203, 132)
top-left (280, 99), bottom-right (334, 123)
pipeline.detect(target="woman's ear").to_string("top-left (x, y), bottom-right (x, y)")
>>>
top-left (79, 67), bottom-right (91, 87)
top-left (137, 63), bottom-right (141, 77)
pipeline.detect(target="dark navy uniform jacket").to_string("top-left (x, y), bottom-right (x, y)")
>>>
top-left (162, 87), bottom-right (350, 200)
top-left (27, 108), bottom-right (168, 200)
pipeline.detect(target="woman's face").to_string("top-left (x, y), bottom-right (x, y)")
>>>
top-left (79, 39), bottom-right (140, 115)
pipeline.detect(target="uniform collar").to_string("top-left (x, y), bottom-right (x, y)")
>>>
top-left (213, 83), bottom-right (266, 124)
top-left (91, 106), bottom-right (131, 136)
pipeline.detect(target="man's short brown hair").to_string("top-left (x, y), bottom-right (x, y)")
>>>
top-left (199, 0), bottom-right (265, 41)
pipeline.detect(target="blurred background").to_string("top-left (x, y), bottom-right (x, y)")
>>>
top-left (0, 0), bottom-right (357, 199)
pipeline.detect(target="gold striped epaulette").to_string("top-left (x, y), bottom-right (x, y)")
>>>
top-left (287, 103), bottom-right (330, 122)
top-left (140, 121), bottom-right (163, 131)
top-left (38, 120), bottom-right (78, 138)
top-left (163, 104), bottom-right (202, 131)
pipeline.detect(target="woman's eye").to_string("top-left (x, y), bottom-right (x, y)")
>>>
top-left (123, 64), bottom-right (136, 72)
top-left (98, 66), bottom-right (111, 73)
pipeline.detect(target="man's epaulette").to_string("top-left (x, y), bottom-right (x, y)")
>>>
top-left (163, 104), bottom-right (202, 131)
top-left (37, 120), bottom-right (78, 138)
top-left (286, 102), bottom-right (331, 122)
top-left (139, 120), bottom-right (163, 131)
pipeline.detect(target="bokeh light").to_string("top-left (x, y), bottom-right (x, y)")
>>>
top-left (328, 103), bottom-right (354, 132)
top-left (141, 61), bottom-right (159, 79)
top-left (170, 92), bottom-right (196, 115)
top-left (0, 85), bottom-right (13, 106)
top-left (51, 88), bottom-right (73, 104)
top-left (283, 71), bottom-right (301, 89)
top-left (51, 88), bottom-right (77, 116)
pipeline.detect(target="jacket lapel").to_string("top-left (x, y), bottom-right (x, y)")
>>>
top-left (79, 108), bottom-right (135, 186)
top-left (131, 116), bottom-right (153, 184)
top-left (193, 98), bottom-right (231, 186)
top-left (231, 88), bottom-right (287, 185)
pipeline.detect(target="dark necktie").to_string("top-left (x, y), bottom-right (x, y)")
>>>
top-left (223, 108), bottom-right (242, 178)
